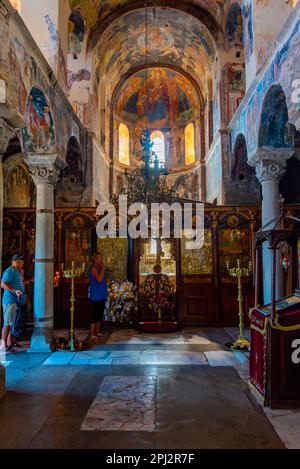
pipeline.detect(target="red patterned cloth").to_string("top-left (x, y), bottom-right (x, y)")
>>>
top-left (250, 309), bottom-right (269, 399)
top-left (250, 298), bottom-right (300, 404)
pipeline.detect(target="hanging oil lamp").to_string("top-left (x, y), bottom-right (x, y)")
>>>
top-left (280, 252), bottom-right (291, 272)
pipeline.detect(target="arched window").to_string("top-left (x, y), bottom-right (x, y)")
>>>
top-left (185, 123), bottom-right (195, 165)
top-left (150, 131), bottom-right (165, 167)
top-left (119, 123), bottom-right (130, 165)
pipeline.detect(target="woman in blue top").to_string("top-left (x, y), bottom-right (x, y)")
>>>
top-left (88, 252), bottom-right (107, 340)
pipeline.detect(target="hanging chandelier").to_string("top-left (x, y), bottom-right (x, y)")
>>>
top-left (141, 6), bottom-right (166, 176)
top-left (112, 5), bottom-right (174, 207)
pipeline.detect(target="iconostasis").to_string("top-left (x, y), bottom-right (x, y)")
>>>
top-left (1, 205), bottom-right (275, 327)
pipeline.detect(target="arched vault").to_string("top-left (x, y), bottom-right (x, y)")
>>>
top-left (86, 0), bottom-right (224, 52)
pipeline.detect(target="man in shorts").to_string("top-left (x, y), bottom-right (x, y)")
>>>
top-left (1, 254), bottom-right (25, 352)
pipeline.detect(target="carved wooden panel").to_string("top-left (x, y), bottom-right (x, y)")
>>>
top-left (178, 285), bottom-right (217, 325)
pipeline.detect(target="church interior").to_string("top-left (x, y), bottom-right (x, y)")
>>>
top-left (1, 0), bottom-right (300, 450)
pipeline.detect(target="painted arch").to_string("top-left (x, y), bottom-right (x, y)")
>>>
top-left (94, 7), bottom-right (217, 93)
top-left (258, 84), bottom-right (290, 148)
top-left (84, 0), bottom-right (223, 51)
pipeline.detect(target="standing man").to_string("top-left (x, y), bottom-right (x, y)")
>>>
top-left (1, 254), bottom-right (25, 352)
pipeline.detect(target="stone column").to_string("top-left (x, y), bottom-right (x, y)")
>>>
top-left (0, 149), bottom-right (5, 397)
top-left (0, 152), bottom-right (4, 293)
top-left (249, 148), bottom-right (294, 304)
top-left (27, 155), bottom-right (60, 352)
top-left (199, 161), bottom-right (206, 201)
top-left (0, 122), bottom-right (14, 283)
top-left (0, 121), bottom-right (14, 398)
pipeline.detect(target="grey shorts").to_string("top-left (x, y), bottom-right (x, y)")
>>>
top-left (2, 303), bottom-right (17, 327)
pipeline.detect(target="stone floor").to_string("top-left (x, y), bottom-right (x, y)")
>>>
top-left (0, 326), bottom-right (299, 449)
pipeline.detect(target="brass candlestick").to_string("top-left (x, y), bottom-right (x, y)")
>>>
top-left (225, 259), bottom-right (252, 352)
top-left (155, 238), bottom-right (162, 325)
top-left (55, 261), bottom-right (87, 352)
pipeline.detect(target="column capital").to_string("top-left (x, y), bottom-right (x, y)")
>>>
top-left (248, 147), bottom-right (294, 183)
top-left (25, 154), bottom-right (65, 186)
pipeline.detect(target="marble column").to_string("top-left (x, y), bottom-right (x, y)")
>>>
top-left (0, 152), bottom-right (4, 297)
top-left (0, 122), bottom-right (14, 286)
top-left (27, 156), bottom-right (60, 352)
top-left (0, 150), bottom-right (5, 398)
top-left (249, 148), bottom-right (294, 304)
top-left (0, 121), bottom-right (14, 398)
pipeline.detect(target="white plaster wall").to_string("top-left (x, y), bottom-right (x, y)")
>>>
top-left (19, 0), bottom-right (59, 72)
top-left (246, 0), bottom-right (295, 84)
top-left (66, 3), bottom-right (93, 128)
top-left (58, 0), bottom-right (69, 61)
top-left (205, 136), bottom-right (223, 203)
top-left (93, 139), bottom-right (110, 205)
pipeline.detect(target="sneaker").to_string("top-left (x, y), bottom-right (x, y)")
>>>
top-left (97, 332), bottom-right (103, 337)
top-left (12, 342), bottom-right (21, 348)
top-left (90, 335), bottom-right (98, 341)
top-left (5, 345), bottom-right (15, 353)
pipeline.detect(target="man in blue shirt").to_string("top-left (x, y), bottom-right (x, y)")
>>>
top-left (1, 254), bottom-right (25, 352)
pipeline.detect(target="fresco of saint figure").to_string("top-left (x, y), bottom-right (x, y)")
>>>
top-left (137, 69), bottom-right (173, 123)
top-left (117, 68), bottom-right (198, 129)
top-left (226, 4), bottom-right (244, 47)
top-left (68, 10), bottom-right (85, 59)
top-left (22, 88), bottom-right (55, 152)
top-left (242, 0), bottom-right (254, 60)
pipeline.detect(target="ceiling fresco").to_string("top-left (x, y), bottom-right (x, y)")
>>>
top-left (68, 0), bottom-right (101, 28)
top-left (68, 0), bottom-right (225, 28)
top-left (115, 68), bottom-right (201, 128)
top-left (95, 8), bottom-right (217, 92)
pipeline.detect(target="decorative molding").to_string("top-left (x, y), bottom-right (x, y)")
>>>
top-left (29, 164), bottom-right (59, 186)
top-left (248, 147), bottom-right (295, 183)
top-left (36, 209), bottom-right (54, 214)
top-left (26, 154), bottom-right (64, 186)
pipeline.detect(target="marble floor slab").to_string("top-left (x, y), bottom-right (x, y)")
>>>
top-left (42, 350), bottom-right (208, 366)
top-left (139, 350), bottom-right (208, 365)
top-left (81, 376), bottom-right (157, 432)
top-left (42, 352), bottom-right (76, 366)
top-left (0, 358), bottom-right (13, 367)
top-left (204, 350), bottom-right (248, 367)
top-left (1, 327), bottom-right (298, 449)
top-left (106, 328), bottom-right (211, 345)
top-left (204, 350), bottom-right (250, 381)
top-left (263, 408), bottom-right (300, 449)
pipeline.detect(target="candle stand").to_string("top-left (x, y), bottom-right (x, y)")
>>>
top-left (55, 261), bottom-right (88, 352)
top-left (225, 259), bottom-right (252, 352)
